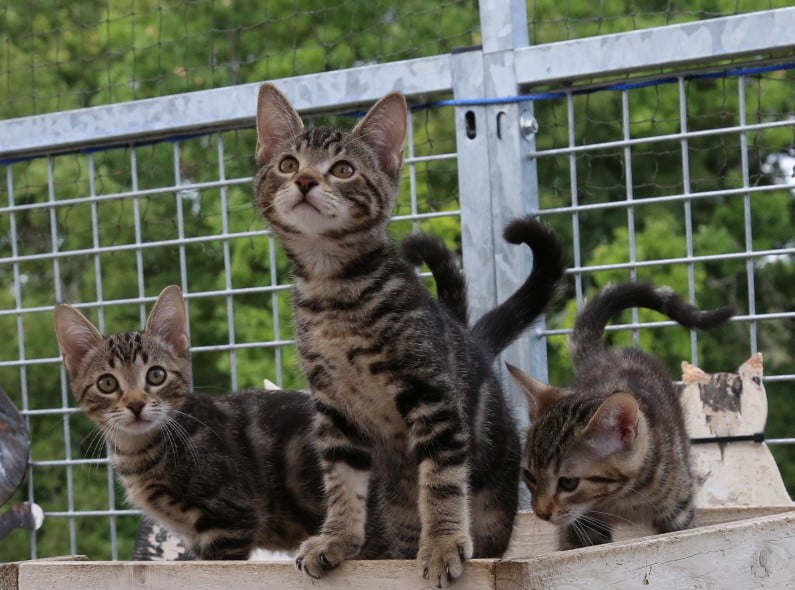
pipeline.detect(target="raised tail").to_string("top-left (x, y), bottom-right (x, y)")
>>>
top-left (570, 282), bottom-right (735, 370)
top-left (401, 233), bottom-right (469, 325)
top-left (471, 217), bottom-right (566, 362)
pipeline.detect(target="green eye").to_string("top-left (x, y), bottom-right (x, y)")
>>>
top-left (330, 161), bottom-right (354, 179)
top-left (96, 374), bottom-right (119, 394)
top-left (279, 156), bottom-right (299, 174)
top-left (558, 476), bottom-right (580, 492)
top-left (146, 366), bottom-right (167, 386)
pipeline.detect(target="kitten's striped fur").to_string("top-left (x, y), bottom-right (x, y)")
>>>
top-left (254, 84), bottom-right (565, 586)
top-left (54, 286), bottom-right (325, 559)
top-left (508, 283), bottom-right (734, 549)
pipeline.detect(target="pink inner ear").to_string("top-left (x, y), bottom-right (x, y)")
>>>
top-left (583, 393), bottom-right (639, 455)
top-left (54, 305), bottom-right (104, 376)
top-left (255, 84), bottom-right (303, 165)
top-left (352, 93), bottom-right (407, 175)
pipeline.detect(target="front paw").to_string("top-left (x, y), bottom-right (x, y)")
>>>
top-left (417, 533), bottom-right (474, 588)
top-left (295, 534), bottom-right (361, 579)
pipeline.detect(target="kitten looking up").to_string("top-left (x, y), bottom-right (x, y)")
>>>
top-left (254, 83), bottom-right (565, 587)
top-left (54, 285), bottom-right (325, 559)
top-left (508, 283), bottom-right (734, 550)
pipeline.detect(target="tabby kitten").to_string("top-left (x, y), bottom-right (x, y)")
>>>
top-left (254, 83), bottom-right (564, 586)
top-left (508, 283), bottom-right (734, 550)
top-left (54, 285), bottom-right (325, 560)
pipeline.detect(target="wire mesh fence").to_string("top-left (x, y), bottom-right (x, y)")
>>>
top-left (530, 60), bottom-right (795, 489)
top-left (0, 0), bottom-right (793, 567)
top-left (0, 104), bottom-right (461, 560)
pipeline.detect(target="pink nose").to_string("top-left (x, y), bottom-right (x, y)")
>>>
top-left (295, 175), bottom-right (318, 195)
top-left (534, 508), bottom-right (552, 521)
top-left (127, 401), bottom-right (145, 416)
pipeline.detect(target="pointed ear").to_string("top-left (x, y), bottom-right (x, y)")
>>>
top-left (351, 92), bottom-right (407, 176)
top-left (54, 304), bottom-right (104, 377)
top-left (581, 392), bottom-right (639, 456)
top-left (145, 285), bottom-right (190, 357)
top-left (255, 83), bottom-right (304, 166)
top-left (506, 363), bottom-right (565, 421)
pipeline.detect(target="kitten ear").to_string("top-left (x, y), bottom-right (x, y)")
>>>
top-left (255, 83), bottom-right (304, 166)
top-left (351, 92), bottom-right (407, 176)
top-left (145, 285), bottom-right (190, 357)
top-left (581, 392), bottom-right (640, 456)
top-left (506, 363), bottom-right (565, 420)
top-left (54, 304), bottom-right (104, 378)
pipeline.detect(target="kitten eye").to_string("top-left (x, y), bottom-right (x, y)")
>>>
top-left (96, 374), bottom-right (119, 394)
top-left (557, 476), bottom-right (580, 492)
top-left (146, 366), bottom-right (167, 386)
top-left (329, 161), bottom-right (355, 179)
top-left (522, 468), bottom-right (537, 488)
top-left (278, 156), bottom-right (299, 174)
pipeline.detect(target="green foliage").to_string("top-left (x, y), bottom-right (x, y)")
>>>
top-left (1, 0), bottom-right (793, 564)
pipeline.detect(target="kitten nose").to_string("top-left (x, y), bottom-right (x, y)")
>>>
top-left (534, 508), bottom-right (552, 521)
top-left (127, 401), bottom-right (145, 416)
top-left (295, 174), bottom-right (318, 195)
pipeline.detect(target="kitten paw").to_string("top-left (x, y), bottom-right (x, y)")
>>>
top-left (295, 534), bottom-right (361, 579)
top-left (417, 533), bottom-right (473, 588)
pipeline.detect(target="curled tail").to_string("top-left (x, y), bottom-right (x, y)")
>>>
top-left (471, 217), bottom-right (566, 362)
top-left (401, 233), bottom-right (469, 325)
top-left (570, 282), bottom-right (735, 370)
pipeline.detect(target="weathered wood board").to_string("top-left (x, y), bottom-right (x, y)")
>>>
top-left (7, 558), bottom-right (498, 590)
top-left (504, 505), bottom-right (795, 558)
top-left (499, 511), bottom-right (795, 589)
top-left (6, 511), bottom-right (794, 590)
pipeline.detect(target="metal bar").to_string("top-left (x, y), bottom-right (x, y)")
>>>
top-left (47, 157), bottom-right (77, 555)
top-left (567, 92), bottom-right (584, 306)
top-left (621, 90), bottom-right (640, 347)
top-left (6, 165), bottom-right (37, 558)
top-left (515, 8), bottom-right (795, 86)
top-left (0, 152), bottom-right (455, 214)
top-left (0, 55), bottom-right (454, 160)
top-left (737, 76), bottom-right (758, 357)
top-left (538, 183), bottom-right (793, 216)
top-left (529, 118), bottom-right (795, 159)
top-left (217, 134), bottom-right (238, 391)
top-left (679, 76), bottom-right (699, 366)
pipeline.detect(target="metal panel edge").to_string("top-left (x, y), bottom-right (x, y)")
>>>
top-left (0, 54), bottom-right (452, 160)
top-left (516, 8), bottom-right (795, 86)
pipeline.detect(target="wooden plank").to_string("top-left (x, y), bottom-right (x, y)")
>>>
top-left (1, 556), bottom-right (87, 590)
top-left (16, 559), bottom-right (498, 590)
top-left (504, 506), bottom-right (795, 558)
top-left (497, 511), bottom-right (795, 589)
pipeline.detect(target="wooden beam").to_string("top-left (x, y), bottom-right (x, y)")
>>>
top-left (14, 559), bottom-right (498, 590)
top-left (499, 511), bottom-right (795, 589)
top-left (504, 505), bottom-right (795, 558)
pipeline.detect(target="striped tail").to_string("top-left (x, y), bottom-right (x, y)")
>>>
top-left (401, 233), bottom-right (469, 325)
top-left (471, 217), bottom-right (566, 362)
top-left (570, 282), bottom-right (735, 371)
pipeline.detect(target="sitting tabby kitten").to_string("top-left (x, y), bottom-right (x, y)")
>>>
top-left (54, 285), bottom-right (325, 559)
top-left (507, 283), bottom-right (734, 550)
top-left (254, 83), bottom-right (565, 586)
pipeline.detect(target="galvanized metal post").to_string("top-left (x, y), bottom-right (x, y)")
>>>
top-left (476, 0), bottom-right (547, 426)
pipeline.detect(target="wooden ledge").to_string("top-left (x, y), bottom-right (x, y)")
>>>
top-left (4, 510), bottom-right (793, 590)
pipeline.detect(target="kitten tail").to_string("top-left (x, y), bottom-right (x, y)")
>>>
top-left (570, 283), bottom-right (735, 371)
top-left (471, 217), bottom-right (566, 362)
top-left (401, 234), bottom-right (469, 325)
